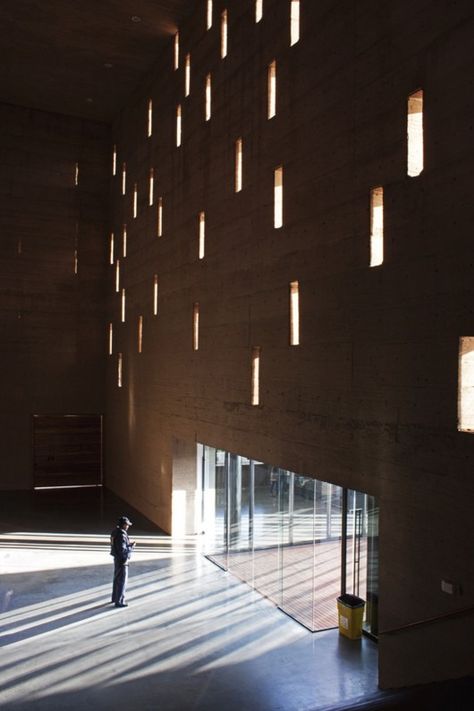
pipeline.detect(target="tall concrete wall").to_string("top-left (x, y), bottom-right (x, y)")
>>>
top-left (0, 103), bottom-right (109, 489)
top-left (106, 0), bottom-right (474, 688)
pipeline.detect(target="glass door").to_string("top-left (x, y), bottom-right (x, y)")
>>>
top-left (228, 454), bottom-right (253, 582)
top-left (343, 489), bottom-right (379, 638)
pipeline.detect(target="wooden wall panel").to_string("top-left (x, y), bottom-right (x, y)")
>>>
top-left (32, 414), bottom-right (102, 488)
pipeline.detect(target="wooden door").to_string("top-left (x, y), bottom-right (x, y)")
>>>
top-left (32, 414), bottom-right (103, 488)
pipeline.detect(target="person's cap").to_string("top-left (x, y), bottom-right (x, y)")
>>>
top-left (118, 516), bottom-right (133, 526)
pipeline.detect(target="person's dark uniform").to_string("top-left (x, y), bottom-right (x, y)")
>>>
top-left (110, 516), bottom-right (135, 607)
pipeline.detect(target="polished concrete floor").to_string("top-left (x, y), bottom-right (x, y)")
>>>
top-left (0, 488), bottom-right (392, 711)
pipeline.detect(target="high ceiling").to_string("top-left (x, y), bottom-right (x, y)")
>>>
top-left (0, 0), bottom-right (193, 123)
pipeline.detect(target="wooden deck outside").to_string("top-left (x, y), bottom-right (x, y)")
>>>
top-left (209, 538), bottom-right (367, 631)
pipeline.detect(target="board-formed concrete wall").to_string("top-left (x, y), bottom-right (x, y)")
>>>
top-left (0, 103), bottom-right (109, 488)
top-left (106, 0), bottom-right (474, 689)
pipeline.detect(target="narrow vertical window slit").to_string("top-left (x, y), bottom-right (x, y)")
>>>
top-left (207, 0), bottom-right (213, 30)
top-left (117, 353), bottom-right (123, 388)
top-left (153, 275), bottom-right (158, 315)
top-left (274, 166), bottom-right (283, 228)
top-left (158, 197), bottom-right (163, 236)
top-left (149, 169), bottom-right (154, 206)
top-left (109, 232), bottom-right (114, 265)
top-left (122, 225), bottom-right (127, 258)
top-left (205, 74), bottom-right (212, 121)
top-left (174, 32), bottom-right (179, 70)
top-left (251, 347), bottom-right (261, 406)
top-left (407, 90), bottom-right (424, 177)
top-left (185, 54), bottom-right (191, 96)
top-left (221, 10), bottom-right (228, 58)
top-left (138, 315), bottom-right (143, 353)
top-left (147, 99), bottom-right (153, 137)
top-left (235, 138), bottom-right (243, 192)
top-left (290, 280), bottom-right (300, 346)
top-left (290, 0), bottom-right (300, 46)
top-left (133, 183), bottom-right (137, 218)
top-left (176, 105), bottom-right (182, 146)
top-left (370, 187), bottom-right (384, 267)
top-left (122, 163), bottom-right (126, 195)
top-left (268, 60), bottom-right (276, 119)
top-left (193, 303), bottom-right (200, 351)
top-left (199, 211), bottom-right (206, 260)
top-left (459, 337), bottom-right (474, 432)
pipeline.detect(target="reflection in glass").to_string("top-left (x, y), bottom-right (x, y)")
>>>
top-left (201, 445), bottom-right (378, 635)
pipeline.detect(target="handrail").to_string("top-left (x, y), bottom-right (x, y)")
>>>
top-left (379, 605), bottom-right (474, 636)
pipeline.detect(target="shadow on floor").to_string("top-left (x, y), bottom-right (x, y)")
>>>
top-left (0, 488), bottom-right (166, 536)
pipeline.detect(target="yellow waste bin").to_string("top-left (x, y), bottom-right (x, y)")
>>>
top-left (337, 594), bottom-right (365, 639)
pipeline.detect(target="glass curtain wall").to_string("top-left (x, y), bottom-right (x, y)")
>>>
top-left (200, 444), bottom-right (378, 634)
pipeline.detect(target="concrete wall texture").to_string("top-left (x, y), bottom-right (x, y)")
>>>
top-left (0, 103), bottom-right (109, 488)
top-left (1, 0), bottom-right (474, 692)
top-left (105, 0), bottom-right (474, 689)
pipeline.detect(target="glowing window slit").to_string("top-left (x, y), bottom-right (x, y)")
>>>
top-left (251, 347), bottom-right (261, 406)
top-left (118, 353), bottom-right (122, 387)
top-left (221, 10), bottom-right (228, 58)
top-left (290, 0), bottom-right (300, 46)
top-left (274, 166), bottom-right (283, 228)
top-left (176, 105), bottom-right (182, 146)
top-left (207, 0), bottom-right (213, 29)
top-left (199, 211), bottom-right (205, 260)
top-left (133, 183), bottom-right (137, 218)
top-left (122, 225), bottom-right (127, 258)
top-left (122, 163), bottom-right (126, 195)
top-left (459, 337), bottom-right (474, 432)
top-left (153, 275), bottom-right (158, 315)
top-left (370, 187), bottom-right (384, 267)
top-left (138, 315), bottom-right (143, 353)
top-left (174, 32), bottom-right (179, 70)
top-left (235, 138), bottom-right (243, 192)
top-left (158, 197), bottom-right (163, 237)
top-left (408, 90), bottom-right (424, 177)
top-left (268, 60), bottom-right (276, 119)
top-left (205, 74), bottom-right (211, 121)
top-left (149, 169), bottom-right (154, 206)
top-left (290, 280), bottom-right (300, 346)
top-left (147, 99), bottom-right (153, 137)
top-left (185, 54), bottom-right (191, 96)
top-left (193, 303), bottom-right (200, 351)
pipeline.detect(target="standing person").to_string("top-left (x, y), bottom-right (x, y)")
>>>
top-left (269, 467), bottom-right (278, 497)
top-left (110, 516), bottom-right (135, 608)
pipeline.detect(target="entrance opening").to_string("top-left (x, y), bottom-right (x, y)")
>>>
top-left (198, 444), bottom-right (378, 636)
